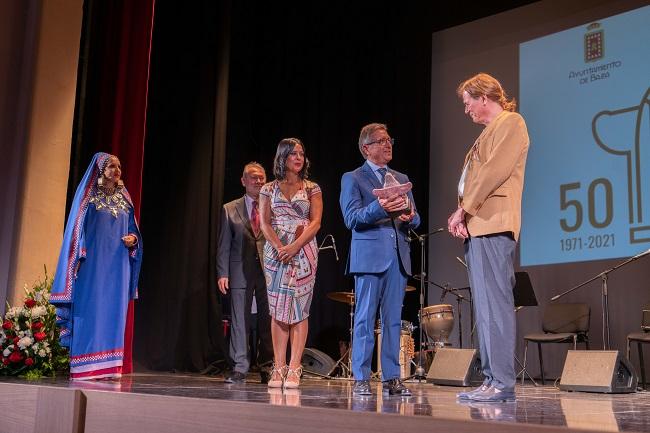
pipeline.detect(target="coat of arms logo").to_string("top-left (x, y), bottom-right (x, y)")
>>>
top-left (585, 22), bottom-right (604, 63)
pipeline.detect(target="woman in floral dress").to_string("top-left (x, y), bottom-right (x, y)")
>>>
top-left (259, 138), bottom-right (322, 388)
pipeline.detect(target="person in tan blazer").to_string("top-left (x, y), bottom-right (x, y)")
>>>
top-left (448, 73), bottom-right (530, 403)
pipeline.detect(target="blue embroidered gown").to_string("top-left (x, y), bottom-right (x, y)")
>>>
top-left (52, 152), bottom-right (142, 380)
top-left (66, 195), bottom-right (138, 378)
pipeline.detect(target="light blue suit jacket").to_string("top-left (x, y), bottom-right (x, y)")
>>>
top-left (340, 162), bottom-right (420, 275)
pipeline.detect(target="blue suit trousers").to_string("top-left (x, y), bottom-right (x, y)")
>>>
top-left (352, 255), bottom-right (407, 381)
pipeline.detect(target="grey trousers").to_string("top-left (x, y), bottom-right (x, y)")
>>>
top-left (229, 274), bottom-right (272, 374)
top-left (465, 233), bottom-right (516, 391)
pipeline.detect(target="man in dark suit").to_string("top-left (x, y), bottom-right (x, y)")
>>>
top-left (217, 162), bottom-right (273, 383)
top-left (340, 123), bottom-right (420, 396)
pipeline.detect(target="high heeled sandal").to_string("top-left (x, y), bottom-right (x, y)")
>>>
top-left (267, 364), bottom-right (287, 388)
top-left (284, 366), bottom-right (303, 389)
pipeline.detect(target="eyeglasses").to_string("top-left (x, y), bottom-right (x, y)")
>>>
top-left (365, 137), bottom-right (395, 147)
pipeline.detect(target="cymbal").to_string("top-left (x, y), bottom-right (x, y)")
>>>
top-left (327, 291), bottom-right (355, 304)
top-left (405, 285), bottom-right (417, 292)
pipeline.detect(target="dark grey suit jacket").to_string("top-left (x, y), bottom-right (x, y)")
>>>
top-left (216, 196), bottom-right (265, 288)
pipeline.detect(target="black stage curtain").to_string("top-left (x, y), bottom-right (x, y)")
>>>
top-left (61, 0), bottom-right (541, 372)
top-left (223, 2), bottom-right (440, 359)
top-left (121, 0), bottom-right (534, 371)
top-left (221, 1), bottom-right (535, 360)
top-left (134, 0), bottom-right (231, 371)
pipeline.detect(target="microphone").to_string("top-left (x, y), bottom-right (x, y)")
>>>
top-left (456, 256), bottom-right (468, 269)
top-left (407, 227), bottom-right (445, 242)
top-left (318, 234), bottom-right (339, 261)
top-left (331, 235), bottom-right (339, 262)
top-left (440, 283), bottom-right (449, 302)
top-left (407, 229), bottom-right (420, 242)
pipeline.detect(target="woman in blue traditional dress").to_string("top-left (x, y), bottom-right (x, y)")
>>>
top-left (51, 152), bottom-right (142, 380)
top-left (259, 138), bottom-right (322, 388)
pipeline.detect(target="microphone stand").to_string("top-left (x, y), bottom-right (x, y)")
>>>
top-left (407, 228), bottom-right (444, 380)
top-left (434, 281), bottom-right (467, 349)
top-left (550, 248), bottom-right (650, 350)
top-left (443, 285), bottom-right (471, 349)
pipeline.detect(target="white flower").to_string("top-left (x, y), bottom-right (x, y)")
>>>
top-left (38, 349), bottom-right (46, 357)
top-left (30, 306), bottom-right (47, 319)
top-left (18, 330), bottom-right (25, 337)
top-left (17, 336), bottom-right (33, 349)
top-left (43, 292), bottom-right (50, 301)
top-left (34, 291), bottom-right (43, 302)
top-left (7, 306), bottom-right (26, 319)
top-left (3, 348), bottom-right (10, 357)
top-left (32, 343), bottom-right (39, 351)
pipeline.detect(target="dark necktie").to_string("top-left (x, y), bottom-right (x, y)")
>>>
top-left (251, 200), bottom-right (260, 236)
top-left (377, 167), bottom-right (387, 185)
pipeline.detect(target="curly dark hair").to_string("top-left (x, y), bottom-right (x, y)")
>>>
top-left (273, 138), bottom-right (310, 180)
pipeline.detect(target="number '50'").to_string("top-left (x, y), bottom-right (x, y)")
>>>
top-left (560, 179), bottom-right (613, 232)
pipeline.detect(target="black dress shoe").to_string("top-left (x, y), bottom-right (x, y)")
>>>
top-left (225, 371), bottom-right (246, 383)
top-left (259, 370), bottom-right (270, 384)
top-left (382, 378), bottom-right (412, 396)
top-left (353, 380), bottom-right (372, 396)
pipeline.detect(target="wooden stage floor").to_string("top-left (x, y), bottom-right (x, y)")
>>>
top-left (1, 372), bottom-right (649, 433)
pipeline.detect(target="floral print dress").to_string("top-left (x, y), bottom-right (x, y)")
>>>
top-left (260, 180), bottom-right (321, 324)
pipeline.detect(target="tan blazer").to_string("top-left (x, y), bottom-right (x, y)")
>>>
top-left (460, 110), bottom-right (530, 241)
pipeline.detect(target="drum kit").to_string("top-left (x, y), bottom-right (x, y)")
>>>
top-left (326, 283), bottom-right (464, 379)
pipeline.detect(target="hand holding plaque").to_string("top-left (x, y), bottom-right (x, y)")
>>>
top-left (373, 172), bottom-right (413, 217)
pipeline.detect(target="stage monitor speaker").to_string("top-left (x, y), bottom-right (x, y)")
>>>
top-left (301, 348), bottom-right (336, 377)
top-left (559, 350), bottom-right (638, 393)
top-left (426, 348), bottom-right (484, 386)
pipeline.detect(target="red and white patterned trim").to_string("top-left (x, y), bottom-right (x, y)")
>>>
top-left (70, 348), bottom-right (124, 366)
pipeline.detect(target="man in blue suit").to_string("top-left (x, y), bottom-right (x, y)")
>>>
top-left (340, 123), bottom-right (420, 396)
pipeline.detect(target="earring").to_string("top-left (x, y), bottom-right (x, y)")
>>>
top-left (98, 176), bottom-right (104, 186)
top-left (117, 179), bottom-right (124, 188)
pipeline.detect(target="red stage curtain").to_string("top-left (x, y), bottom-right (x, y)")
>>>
top-left (110, 0), bottom-right (155, 374)
top-left (78, 0), bottom-right (156, 373)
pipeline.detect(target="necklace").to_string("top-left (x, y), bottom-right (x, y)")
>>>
top-left (90, 187), bottom-right (130, 218)
top-left (98, 184), bottom-right (116, 195)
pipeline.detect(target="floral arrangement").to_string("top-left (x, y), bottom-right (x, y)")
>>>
top-left (0, 270), bottom-right (69, 379)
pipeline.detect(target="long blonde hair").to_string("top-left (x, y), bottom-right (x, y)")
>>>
top-left (457, 73), bottom-right (516, 112)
